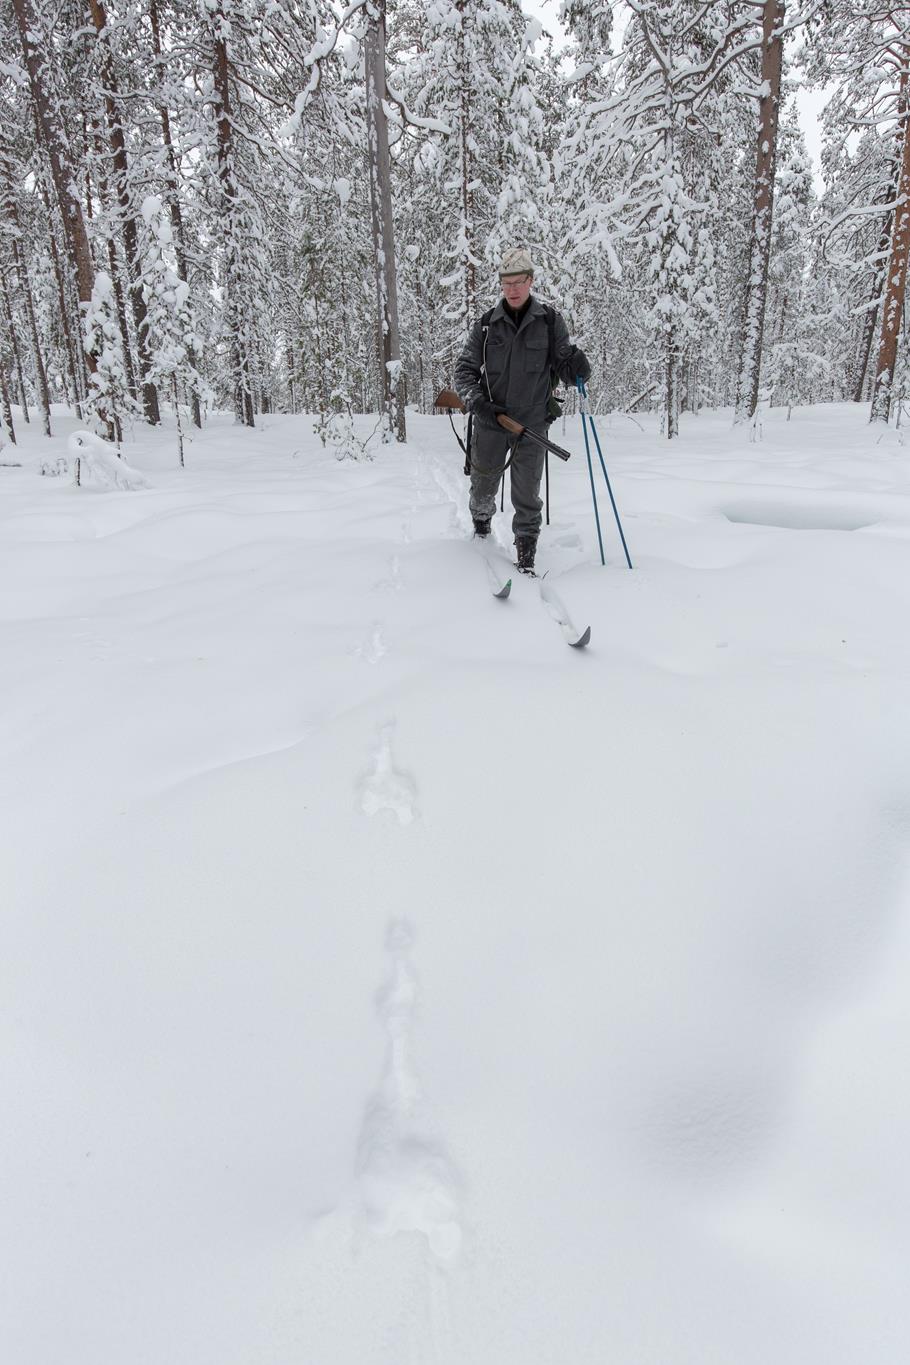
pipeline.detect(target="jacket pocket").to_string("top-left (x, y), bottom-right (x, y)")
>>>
top-left (524, 336), bottom-right (548, 371)
top-left (484, 340), bottom-right (506, 376)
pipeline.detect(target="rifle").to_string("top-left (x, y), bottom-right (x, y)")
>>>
top-left (433, 388), bottom-right (572, 462)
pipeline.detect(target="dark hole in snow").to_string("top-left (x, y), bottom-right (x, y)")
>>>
top-left (722, 501), bottom-right (874, 532)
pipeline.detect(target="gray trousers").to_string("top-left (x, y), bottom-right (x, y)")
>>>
top-left (469, 425), bottom-right (546, 539)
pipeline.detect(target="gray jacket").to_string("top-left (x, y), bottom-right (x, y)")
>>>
top-left (454, 297), bottom-right (576, 428)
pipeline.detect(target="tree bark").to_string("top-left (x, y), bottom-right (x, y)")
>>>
top-left (149, 0), bottom-right (202, 428)
top-left (364, 0), bottom-right (406, 442)
top-left (0, 347), bottom-right (16, 443)
top-left (855, 95), bottom-right (905, 403)
top-left (12, 238), bottom-right (51, 434)
top-left (736, 0), bottom-right (785, 422)
top-left (39, 180), bottom-right (87, 418)
top-left (11, 0), bottom-right (102, 417)
top-left (211, 6), bottom-right (254, 426)
top-left (853, 191), bottom-right (898, 402)
top-left (872, 61), bottom-right (910, 424)
top-left (0, 149), bottom-right (52, 433)
top-left (86, 116), bottom-right (140, 405)
top-left (665, 329), bottom-right (679, 439)
top-left (0, 272), bottom-right (30, 421)
top-left (87, 0), bottom-right (160, 423)
top-left (456, 1), bottom-right (476, 329)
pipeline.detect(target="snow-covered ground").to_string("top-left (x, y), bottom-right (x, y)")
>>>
top-left (3, 401), bottom-right (910, 1364)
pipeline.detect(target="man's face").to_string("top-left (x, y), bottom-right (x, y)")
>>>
top-left (500, 272), bottom-right (533, 308)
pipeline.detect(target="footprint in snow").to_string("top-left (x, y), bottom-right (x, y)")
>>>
top-left (359, 723), bottom-right (417, 825)
top-left (356, 920), bottom-right (464, 1265)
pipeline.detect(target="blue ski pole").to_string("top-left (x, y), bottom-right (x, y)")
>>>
top-left (577, 379), bottom-right (633, 570)
top-left (578, 383), bottom-right (605, 566)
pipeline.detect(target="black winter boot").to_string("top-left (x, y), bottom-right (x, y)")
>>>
top-left (472, 516), bottom-right (491, 538)
top-left (515, 535), bottom-right (537, 574)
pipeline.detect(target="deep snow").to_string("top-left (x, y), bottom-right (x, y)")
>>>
top-left (2, 401), bottom-right (909, 1364)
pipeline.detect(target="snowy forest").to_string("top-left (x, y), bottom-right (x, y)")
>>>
top-left (1, 0), bottom-right (910, 447)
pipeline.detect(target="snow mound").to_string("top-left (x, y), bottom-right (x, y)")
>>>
top-left (722, 499), bottom-right (874, 531)
top-left (68, 430), bottom-right (153, 491)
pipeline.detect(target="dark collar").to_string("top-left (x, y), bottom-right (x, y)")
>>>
top-left (490, 295), bottom-right (546, 328)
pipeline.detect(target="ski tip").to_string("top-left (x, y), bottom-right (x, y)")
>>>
top-left (569, 625), bottom-right (591, 648)
top-left (494, 579), bottom-right (512, 599)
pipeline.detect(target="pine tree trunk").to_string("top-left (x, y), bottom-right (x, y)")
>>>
top-left (0, 352), bottom-right (16, 443)
top-left (37, 178), bottom-right (86, 417)
top-left (665, 329), bottom-right (679, 440)
top-left (0, 273), bottom-right (30, 421)
top-left (12, 0), bottom-right (101, 410)
top-left (414, 260), bottom-right (427, 412)
top-left (456, 4), bottom-right (476, 326)
top-left (149, 0), bottom-right (202, 428)
top-left (108, 239), bottom-right (139, 401)
top-left (54, 246), bottom-right (85, 416)
top-left (211, 9), bottom-right (254, 427)
top-left (735, 0), bottom-right (785, 422)
top-left (14, 239), bottom-right (51, 435)
top-left (872, 70), bottom-right (910, 424)
top-left (85, 119), bottom-right (141, 405)
top-left (854, 113), bottom-right (904, 403)
top-left (364, 0), bottom-right (406, 443)
top-left (0, 151), bottom-right (51, 433)
top-left (87, 0), bottom-right (160, 424)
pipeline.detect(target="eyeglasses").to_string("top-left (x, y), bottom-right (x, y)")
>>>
top-left (500, 273), bottom-right (532, 287)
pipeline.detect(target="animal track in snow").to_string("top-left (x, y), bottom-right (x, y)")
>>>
top-left (355, 622), bottom-right (388, 665)
top-left (374, 553), bottom-right (404, 592)
top-left (359, 723), bottom-right (417, 825)
top-left (356, 920), bottom-right (464, 1265)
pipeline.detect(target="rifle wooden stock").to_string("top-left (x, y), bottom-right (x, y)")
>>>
top-left (433, 388), bottom-right (571, 462)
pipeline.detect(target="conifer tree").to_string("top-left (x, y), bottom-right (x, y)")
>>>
top-left (10, 0), bottom-right (103, 419)
top-left (735, 0), bottom-right (786, 422)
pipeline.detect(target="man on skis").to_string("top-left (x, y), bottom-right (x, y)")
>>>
top-left (453, 247), bottom-right (591, 574)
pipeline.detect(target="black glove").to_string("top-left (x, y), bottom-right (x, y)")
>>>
top-left (565, 347), bottom-right (591, 383)
top-left (471, 396), bottom-right (507, 429)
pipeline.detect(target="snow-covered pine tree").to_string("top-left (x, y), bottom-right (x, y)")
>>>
top-left (83, 270), bottom-right (141, 439)
top-left (804, 3), bottom-right (910, 423)
top-left (274, 1), bottom-right (379, 427)
top-left (0, 141), bottom-right (52, 434)
top-left (364, 0), bottom-right (406, 442)
top-left (9, 0), bottom-right (104, 420)
top-left (144, 0), bottom-right (212, 428)
top-left (553, 5), bottom-right (634, 409)
top-left (0, 46), bottom-right (90, 420)
top-left (567, 0), bottom-right (758, 437)
top-left (86, 0), bottom-right (161, 425)
top-left (761, 111), bottom-right (827, 411)
top-left (395, 0), bottom-right (552, 391)
top-left (735, 0), bottom-right (786, 422)
top-left (139, 194), bottom-right (208, 464)
top-left (191, 0), bottom-right (280, 426)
